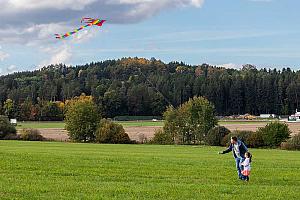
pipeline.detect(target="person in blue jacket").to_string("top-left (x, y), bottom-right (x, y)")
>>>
top-left (219, 136), bottom-right (248, 180)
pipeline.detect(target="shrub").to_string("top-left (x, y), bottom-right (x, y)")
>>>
top-left (65, 99), bottom-right (100, 142)
top-left (281, 134), bottom-right (300, 150)
top-left (19, 129), bottom-right (45, 141)
top-left (257, 122), bottom-right (291, 147)
top-left (221, 130), bottom-right (254, 147)
top-left (150, 129), bottom-right (173, 145)
top-left (137, 133), bottom-right (148, 144)
top-left (95, 119), bottom-right (131, 144)
top-left (247, 131), bottom-right (264, 148)
top-left (204, 126), bottom-right (230, 146)
top-left (3, 133), bottom-right (20, 140)
top-left (0, 115), bottom-right (17, 139)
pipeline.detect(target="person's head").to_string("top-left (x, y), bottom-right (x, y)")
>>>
top-left (230, 136), bottom-right (238, 144)
top-left (245, 152), bottom-right (252, 162)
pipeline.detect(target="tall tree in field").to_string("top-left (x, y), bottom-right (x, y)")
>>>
top-left (65, 96), bottom-right (100, 142)
top-left (163, 96), bottom-right (217, 144)
top-left (3, 99), bottom-right (15, 119)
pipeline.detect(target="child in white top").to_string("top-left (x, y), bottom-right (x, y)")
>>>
top-left (241, 152), bottom-right (252, 181)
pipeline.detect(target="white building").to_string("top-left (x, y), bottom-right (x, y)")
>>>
top-left (10, 119), bottom-right (17, 125)
top-left (259, 114), bottom-right (276, 119)
top-left (288, 109), bottom-right (300, 122)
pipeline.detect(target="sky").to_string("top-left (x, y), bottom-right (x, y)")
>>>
top-left (0, 0), bottom-right (299, 75)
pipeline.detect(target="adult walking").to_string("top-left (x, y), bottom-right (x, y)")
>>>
top-left (219, 136), bottom-right (248, 180)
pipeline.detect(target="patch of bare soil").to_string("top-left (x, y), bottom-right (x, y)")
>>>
top-left (124, 126), bottom-right (162, 142)
top-left (224, 123), bottom-right (300, 136)
top-left (35, 122), bottom-right (300, 142)
top-left (38, 129), bottom-right (69, 141)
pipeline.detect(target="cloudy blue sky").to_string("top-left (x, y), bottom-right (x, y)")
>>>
top-left (0, 0), bottom-right (299, 75)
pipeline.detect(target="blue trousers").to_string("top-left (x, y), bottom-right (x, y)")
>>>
top-left (235, 157), bottom-right (245, 179)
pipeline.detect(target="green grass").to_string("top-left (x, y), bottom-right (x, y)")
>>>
top-left (17, 120), bottom-right (269, 129)
top-left (17, 122), bottom-right (66, 129)
top-left (17, 121), bottom-right (164, 129)
top-left (0, 141), bottom-right (299, 200)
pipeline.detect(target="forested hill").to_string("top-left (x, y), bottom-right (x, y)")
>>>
top-left (0, 57), bottom-right (299, 119)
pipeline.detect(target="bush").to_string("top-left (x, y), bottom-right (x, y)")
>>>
top-left (221, 130), bottom-right (254, 147)
top-left (247, 131), bottom-right (264, 148)
top-left (150, 129), bottom-right (173, 145)
top-left (281, 134), bottom-right (300, 150)
top-left (3, 133), bottom-right (20, 140)
top-left (65, 99), bottom-right (100, 142)
top-left (257, 122), bottom-right (291, 147)
top-left (19, 129), bottom-right (45, 141)
top-left (95, 119), bottom-right (131, 144)
top-left (0, 115), bottom-right (17, 139)
top-left (204, 126), bottom-right (230, 146)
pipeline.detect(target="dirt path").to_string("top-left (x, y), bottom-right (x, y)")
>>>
top-left (35, 123), bottom-right (300, 142)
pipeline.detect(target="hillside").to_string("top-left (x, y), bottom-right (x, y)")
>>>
top-left (1, 57), bottom-right (300, 120)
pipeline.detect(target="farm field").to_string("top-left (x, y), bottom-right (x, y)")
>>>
top-left (0, 141), bottom-right (299, 200)
top-left (16, 120), bottom-right (300, 142)
top-left (16, 120), bottom-right (279, 129)
top-left (17, 121), bottom-right (164, 129)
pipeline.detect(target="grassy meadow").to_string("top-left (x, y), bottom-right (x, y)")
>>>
top-left (16, 120), bottom-right (272, 129)
top-left (17, 121), bottom-right (66, 129)
top-left (0, 141), bottom-right (299, 200)
top-left (17, 121), bottom-right (164, 129)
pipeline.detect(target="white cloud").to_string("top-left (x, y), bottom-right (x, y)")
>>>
top-left (0, 65), bottom-right (18, 75)
top-left (0, 51), bottom-right (9, 61)
top-left (0, 0), bottom-right (204, 67)
top-left (0, 0), bottom-right (204, 45)
top-left (39, 45), bottom-right (72, 67)
top-left (1, 0), bottom-right (98, 12)
top-left (7, 65), bottom-right (17, 72)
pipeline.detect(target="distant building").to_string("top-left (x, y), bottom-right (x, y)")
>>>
top-left (288, 109), bottom-right (300, 122)
top-left (259, 114), bottom-right (276, 119)
top-left (10, 119), bottom-right (17, 125)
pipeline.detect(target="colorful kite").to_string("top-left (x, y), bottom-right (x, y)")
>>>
top-left (55, 18), bottom-right (106, 39)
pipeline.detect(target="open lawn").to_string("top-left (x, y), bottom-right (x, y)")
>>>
top-left (17, 120), bottom-right (276, 129)
top-left (0, 141), bottom-right (299, 199)
top-left (17, 121), bottom-right (164, 129)
top-left (17, 121), bottom-right (66, 129)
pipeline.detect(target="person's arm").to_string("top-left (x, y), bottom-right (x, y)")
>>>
top-left (219, 144), bottom-right (232, 154)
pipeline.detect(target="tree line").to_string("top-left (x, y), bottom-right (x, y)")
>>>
top-left (1, 57), bottom-right (300, 120)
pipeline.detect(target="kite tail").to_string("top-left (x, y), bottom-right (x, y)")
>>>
top-left (55, 24), bottom-right (92, 39)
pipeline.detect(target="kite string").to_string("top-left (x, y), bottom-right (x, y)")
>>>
top-left (138, 68), bottom-right (174, 107)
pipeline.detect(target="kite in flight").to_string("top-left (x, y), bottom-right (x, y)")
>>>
top-left (55, 18), bottom-right (106, 39)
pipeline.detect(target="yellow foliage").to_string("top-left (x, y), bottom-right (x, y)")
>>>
top-left (65, 94), bottom-right (94, 108)
top-left (56, 101), bottom-right (65, 110)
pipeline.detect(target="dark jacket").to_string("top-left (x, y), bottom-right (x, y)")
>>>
top-left (222, 140), bottom-right (248, 159)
